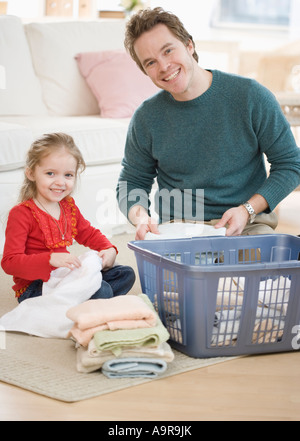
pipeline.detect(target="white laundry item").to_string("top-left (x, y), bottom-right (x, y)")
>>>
top-left (258, 277), bottom-right (291, 315)
top-left (211, 307), bottom-right (242, 345)
top-left (227, 276), bottom-right (291, 315)
top-left (0, 251), bottom-right (102, 338)
top-left (145, 223), bottom-right (226, 240)
top-left (216, 277), bottom-right (245, 310)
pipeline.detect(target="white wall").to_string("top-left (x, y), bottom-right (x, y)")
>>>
top-left (6, 0), bottom-right (45, 18)
top-left (5, 0), bottom-right (299, 51)
top-left (153, 0), bottom-right (300, 51)
top-left (149, 0), bottom-right (217, 39)
top-left (290, 0), bottom-right (300, 38)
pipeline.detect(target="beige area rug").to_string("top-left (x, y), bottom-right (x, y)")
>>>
top-left (0, 233), bottom-right (238, 402)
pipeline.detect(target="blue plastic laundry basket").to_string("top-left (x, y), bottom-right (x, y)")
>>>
top-left (128, 234), bottom-right (300, 357)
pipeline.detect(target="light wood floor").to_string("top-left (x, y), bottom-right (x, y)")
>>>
top-left (0, 220), bottom-right (299, 422)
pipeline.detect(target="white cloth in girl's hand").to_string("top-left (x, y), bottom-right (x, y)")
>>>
top-left (0, 251), bottom-right (102, 339)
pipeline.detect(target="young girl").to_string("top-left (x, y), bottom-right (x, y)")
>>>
top-left (1, 133), bottom-right (135, 303)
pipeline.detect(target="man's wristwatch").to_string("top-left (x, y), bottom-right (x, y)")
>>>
top-left (242, 202), bottom-right (256, 223)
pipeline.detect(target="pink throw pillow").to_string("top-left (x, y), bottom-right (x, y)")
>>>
top-left (75, 50), bottom-right (159, 118)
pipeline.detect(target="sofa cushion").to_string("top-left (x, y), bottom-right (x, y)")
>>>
top-left (0, 116), bottom-right (129, 168)
top-left (75, 50), bottom-right (159, 118)
top-left (0, 16), bottom-right (47, 116)
top-left (25, 20), bottom-right (126, 117)
top-left (0, 121), bottom-right (33, 171)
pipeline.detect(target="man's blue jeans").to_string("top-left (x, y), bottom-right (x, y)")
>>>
top-left (18, 265), bottom-right (136, 303)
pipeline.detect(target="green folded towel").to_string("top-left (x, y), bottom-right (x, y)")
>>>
top-left (93, 294), bottom-right (170, 356)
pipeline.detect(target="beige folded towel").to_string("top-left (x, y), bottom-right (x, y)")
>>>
top-left (67, 294), bottom-right (157, 331)
top-left (69, 324), bottom-right (108, 347)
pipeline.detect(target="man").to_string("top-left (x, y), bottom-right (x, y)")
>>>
top-left (116, 7), bottom-right (300, 240)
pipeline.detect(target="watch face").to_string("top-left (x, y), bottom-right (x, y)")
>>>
top-left (247, 205), bottom-right (254, 215)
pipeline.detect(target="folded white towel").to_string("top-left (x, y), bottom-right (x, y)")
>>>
top-left (0, 251), bottom-right (102, 338)
top-left (145, 223), bottom-right (226, 240)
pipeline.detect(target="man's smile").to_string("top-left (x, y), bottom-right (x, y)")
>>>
top-left (164, 68), bottom-right (181, 82)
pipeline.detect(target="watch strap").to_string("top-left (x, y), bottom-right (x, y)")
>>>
top-left (242, 202), bottom-right (256, 223)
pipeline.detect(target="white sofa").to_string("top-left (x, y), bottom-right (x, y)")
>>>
top-left (0, 15), bottom-right (143, 252)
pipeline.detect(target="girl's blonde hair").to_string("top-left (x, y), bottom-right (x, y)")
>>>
top-left (124, 7), bottom-right (199, 73)
top-left (19, 132), bottom-right (86, 203)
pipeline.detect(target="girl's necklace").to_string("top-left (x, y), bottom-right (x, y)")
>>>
top-left (35, 199), bottom-right (68, 240)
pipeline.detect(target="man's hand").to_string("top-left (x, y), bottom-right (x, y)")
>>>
top-left (135, 216), bottom-right (160, 240)
top-left (129, 205), bottom-right (160, 240)
top-left (215, 194), bottom-right (269, 236)
top-left (214, 206), bottom-right (249, 236)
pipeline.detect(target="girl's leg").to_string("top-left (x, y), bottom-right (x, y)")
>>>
top-left (102, 265), bottom-right (136, 297)
top-left (90, 265), bottom-right (136, 299)
top-left (90, 280), bottom-right (114, 299)
top-left (18, 280), bottom-right (43, 304)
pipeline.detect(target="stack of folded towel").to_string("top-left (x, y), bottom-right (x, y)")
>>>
top-left (66, 294), bottom-right (174, 378)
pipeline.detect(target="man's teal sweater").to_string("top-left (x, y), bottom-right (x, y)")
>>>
top-left (117, 70), bottom-right (300, 222)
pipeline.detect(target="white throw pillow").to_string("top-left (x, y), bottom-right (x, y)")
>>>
top-left (25, 20), bottom-right (126, 116)
top-left (0, 16), bottom-right (47, 116)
